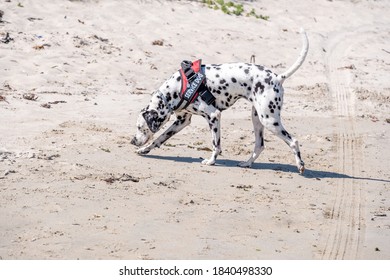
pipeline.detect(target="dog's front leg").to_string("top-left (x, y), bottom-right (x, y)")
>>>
top-left (137, 112), bottom-right (192, 155)
top-left (201, 109), bottom-right (222, 165)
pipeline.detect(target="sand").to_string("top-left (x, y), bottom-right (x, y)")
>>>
top-left (0, 0), bottom-right (389, 259)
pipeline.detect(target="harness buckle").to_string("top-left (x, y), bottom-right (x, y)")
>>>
top-left (199, 88), bottom-right (216, 105)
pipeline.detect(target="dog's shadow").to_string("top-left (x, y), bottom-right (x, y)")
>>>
top-left (146, 154), bottom-right (390, 183)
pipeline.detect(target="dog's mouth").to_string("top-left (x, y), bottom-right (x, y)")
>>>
top-left (130, 137), bottom-right (138, 146)
top-left (130, 137), bottom-right (143, 147)
top-left (130, 134), bottom-right (150, 147)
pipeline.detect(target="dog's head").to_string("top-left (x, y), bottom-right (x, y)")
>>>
top-left (131, 93), bottom-right (172, 147)
top-left (131, 72), bottom-right (183, 147)
top-left (130, 108), bottom-right (163, 147)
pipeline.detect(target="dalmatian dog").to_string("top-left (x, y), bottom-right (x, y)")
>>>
top-left (131, 28), bottom-right (309, 174)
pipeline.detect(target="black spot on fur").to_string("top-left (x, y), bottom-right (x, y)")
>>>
top-left (265, 76), bottom-right (272, 85)
top-left (282, 130), bottom-right (292, 139)
top-left (254, 82), bottom-right (264, 94)
top-left (270, 109), bottom-right (274, 113)
top-left (231, 77), bottom-right (237, 83)
top-left (244, 68), bottom-right (250, 74)
top-left (273, 122), bottom-right (279, 126)
top-left (257, 65), bottom-right (264, 71)
top-left (220, 79), bottom-right (226, 84)
top-left (157, 100), bottom-right (164, 110)
top-left (176, 76), bottom-right (181, 82)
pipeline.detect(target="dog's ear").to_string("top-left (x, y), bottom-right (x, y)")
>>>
top-left (142, 109), bottom-right (162, 133)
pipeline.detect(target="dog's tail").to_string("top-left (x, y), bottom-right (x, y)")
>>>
top-left (277, 28), bottom-right (309, 84)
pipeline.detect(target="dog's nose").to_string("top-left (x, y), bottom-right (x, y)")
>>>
top-left (130, 137), bottom-right (137, 146)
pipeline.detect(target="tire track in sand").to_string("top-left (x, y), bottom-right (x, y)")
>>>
top-left (321, 29), bottom-right (366, 260)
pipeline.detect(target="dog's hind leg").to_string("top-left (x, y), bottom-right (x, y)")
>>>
top-left (238, 106), bottom-right (265, 168)
top-left (263, 118), bottom-right (305, 174)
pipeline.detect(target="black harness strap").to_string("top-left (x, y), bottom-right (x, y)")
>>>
top-left (181, 60), bottom-right (196, 82)
top-left (175, 60), bottom-right (215, 111)
top-left (198, 66), bottom-right (216, 105)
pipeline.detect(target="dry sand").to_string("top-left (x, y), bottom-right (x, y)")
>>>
top-left (0, 0), bottom-right (389, 259)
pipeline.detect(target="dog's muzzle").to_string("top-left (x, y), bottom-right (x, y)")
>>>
top-left (131, 135), bottom-right (148, 147)
top-left (130, 137), bottom-right (138, 146)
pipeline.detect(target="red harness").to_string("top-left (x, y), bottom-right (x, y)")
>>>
top-left (179, 59), bottom-right (202, 103)
top-left (176, 59), bottom-right (215, 110)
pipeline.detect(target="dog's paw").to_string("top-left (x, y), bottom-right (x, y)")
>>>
top-left (297, 161), bottom-right (305, 174)
top-left (136, 147), bottom-right (151, 155)
top-left (201, 158), bottom-right (215, 166)
top-left (238, 161), bottom-right (252, 168)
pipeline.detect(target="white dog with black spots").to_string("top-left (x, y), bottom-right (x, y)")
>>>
top-left (131, 28), bottom-right (309, 174)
